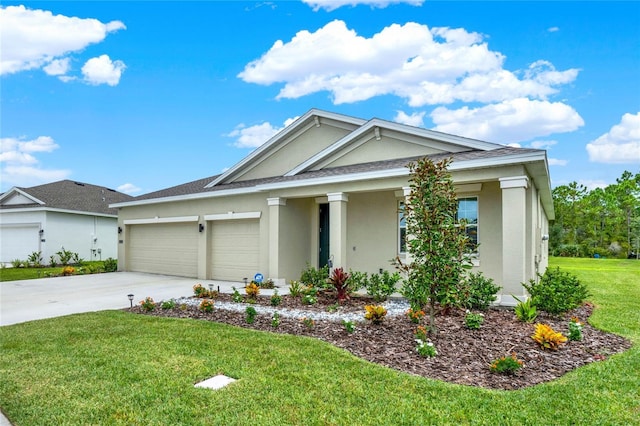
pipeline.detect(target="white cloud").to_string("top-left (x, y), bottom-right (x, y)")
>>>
top-left (529, 140), bottom-right (557, 150)
top-left (227, 117), bottom-right (298, 148)
top-left (238, 20), bottom-right (579, 106)
top-left (0, 136), bottom-right (70, 189)
top-left (548, 27), bottom-right (560, 33)
top-left (82, 55), bottom-right (126, 86)
top-left (394, 110), bottom-right (425, 127)
top-left (586, 112), bottom-right (640, 164)
top-left (578, 179), bottom-right (608, 190)
top-left (431, 98), bottom-right (584, 144)
top-left (117, 183), bottom-right (142, 195)
top-left (548, 158), bottom-right (568, 166)
top-left (302, 0), bottom-right (423, 12)
top-left (43, 58), bottom-right (70, 76)
top-left (0, 5), bottom-right (125, 77)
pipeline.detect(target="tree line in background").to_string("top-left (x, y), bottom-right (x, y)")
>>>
top-left (551, 170), bottom-right (640, 258)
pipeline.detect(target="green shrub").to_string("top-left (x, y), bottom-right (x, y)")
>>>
top-left (245, 306), bottom-right (257, 324)
top-left (288, 280), bottom-right (302, 297)
top-left (524, 267), bottom-right (589, 315)
top-left (460, 272), bottom-right (501, 310)
top-left (300, 263), bottom-right (329, 289)
top-left (464, 311), bottom-right (484, 329)
top-left (140, 297), bottom-right (156, 312)
top-left (103, 258), bottom-right (118, 272)
top-left (490, 353), bottom-right (523, 374)
top-left (270, 290), bottom-right (282, 306)
top-left (27, 251), bottom-right (43, 267)
top-left (513, 296), bottom-right (538, 323)
top-left (161, 299), bottom-right (176, 310)
top-left (366, 270), bottom-right (401, 302)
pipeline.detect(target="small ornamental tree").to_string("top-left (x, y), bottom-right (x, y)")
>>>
top-left (397, 157), bottom-right (471, 335)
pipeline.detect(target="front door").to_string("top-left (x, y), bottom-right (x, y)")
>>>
top-left (318, 203), bottom-right (330, 268)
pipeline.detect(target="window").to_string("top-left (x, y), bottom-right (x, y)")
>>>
top-left (457, 197), bottom-right (478, 252)
top-left (398, 197), bottom-right (478, 254)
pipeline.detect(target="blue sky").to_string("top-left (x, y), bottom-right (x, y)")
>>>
top-left (1, 1), bottom-right (639, 195)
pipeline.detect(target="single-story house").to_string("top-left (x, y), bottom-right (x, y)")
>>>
top-left (111, 109), bottom-right (553, 305)
top-left (0, 180), bottom-right (134, 265)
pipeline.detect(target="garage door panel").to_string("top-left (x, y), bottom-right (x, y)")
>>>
top-left (128, 223), bottom-right (197, 277)
top-left (211, 220), bottom-right (259, 281)
top-left (0, 225), bottom-right (40, 263)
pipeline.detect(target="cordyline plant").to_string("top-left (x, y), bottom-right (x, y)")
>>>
top-left (395, 157), bottom-right (471, 336)
top-left (328, 267), bottom-right (351, 302)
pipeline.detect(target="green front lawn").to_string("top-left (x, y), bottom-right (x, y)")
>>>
top-left (0, 257), bottom-right (638, 425)
top-left (0, 262), bottom-right (108, 282)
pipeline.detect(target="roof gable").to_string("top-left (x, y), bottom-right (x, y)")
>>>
top-left (205, 109), bottom-right (365, 187)
top-left (286, 118), bottom-right (504, 176)
top-left (0, 188), bottom-right (44, 206)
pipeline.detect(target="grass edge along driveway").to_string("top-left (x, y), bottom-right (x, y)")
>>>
top-left (1, 257), bottom-right (639, 425)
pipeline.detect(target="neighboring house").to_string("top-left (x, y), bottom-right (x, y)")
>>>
top-left (111, 109), bottom-right (554, 305)
top-left (0, 180), bottom-right (134, 265)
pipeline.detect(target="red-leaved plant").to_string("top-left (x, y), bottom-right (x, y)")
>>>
top-left (328, 267), bottom-right (351, 302)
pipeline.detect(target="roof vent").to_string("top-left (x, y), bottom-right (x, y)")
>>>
top-left (74, 182), bottom-right (85, 186)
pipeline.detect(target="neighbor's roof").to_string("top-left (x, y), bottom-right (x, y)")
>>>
top-left (0, 180), bottom-right (134, 215)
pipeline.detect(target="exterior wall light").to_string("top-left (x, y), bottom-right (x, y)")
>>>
top-left (199, 223), bottom-right (205, 233)
top-left (118, 227), bottom-right (123, 234)
top-left (39, 229), bottom-right (44, 235)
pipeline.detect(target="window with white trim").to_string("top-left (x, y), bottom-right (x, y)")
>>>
top-left (457, 197), bottom-right (478, 252)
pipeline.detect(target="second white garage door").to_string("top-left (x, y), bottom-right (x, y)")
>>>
top-left (128, 223), bottom-right (198, 277)
top-left (210, 220), bottom-right (259, 281)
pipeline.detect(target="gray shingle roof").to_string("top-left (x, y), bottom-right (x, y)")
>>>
top-left (1, 180), bottom-right (134, 215)
top-left (134, 146), bottom-right (542, 202)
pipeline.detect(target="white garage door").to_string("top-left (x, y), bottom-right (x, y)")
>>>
top-left (1, 225), bottom-right (40, 263)
top-left (210, 220), bottom-right (259, 281)
top-left (128, 223), bottom-right (198, 277)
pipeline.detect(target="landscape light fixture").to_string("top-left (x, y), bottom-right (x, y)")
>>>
top-left (243, 277), bottom-right (248, 285)
top-left (127, 294), bottom-right (134, 308)
top-left (208, 283), bottom-right (214, 293)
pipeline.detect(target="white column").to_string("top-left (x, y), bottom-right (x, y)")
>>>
top-left (328, 192), bottom-right (348, 269)
top-left (402, 186), bottom-right (413, 265)
top-left (499, 176), bottom-right (529, 306)
top-left (267, 197), bottom-right (286, 280)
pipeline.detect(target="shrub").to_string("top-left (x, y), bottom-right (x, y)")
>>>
top-left (568, 317), bottom-right (584, 341)
top-left (231, 287), bottom-right (243, 303)
top-left (366, 270), bottom-right (401, 302)
top-left (490, 353), bottom-right (524, 374)
top-left (513, 295), bottom-right (538, 323)
top-left (348, 270), bottom-right (368, 292)
top-left (260, 278), bottom-right (275, 289)
top-left (49, 255), bottom-right (57, 268)
top-left (301, 317), bottom-right (315, 329)
top-left (161, 299), bottom-right (176, 310)
top-left (271, 312), bottom-right (280, 328)
top-left (414, 325), bottom-right (429, 342)
top-left (245, 283), bottom-right (260, 301)
top-left (62, 266), bottom-right (75, 276)
top-left (532, 323), bottom-right (567, 350)
top-left (140, 297), bottom-right (156, 312)
top-left (199, 299), bottom-right (214, 312)
top-left (270, 290), bottom-right (282, 306)
top-left (56, 248), bottom-right (74, 266)
top-left (364, 305), bottom-right (387, 324)
top-left (103, 258), bottom-right (118, 272)
top-left (27, 251), bottom-right (43, 267)
top-left (460, 272), bottom-right (500, 310)
top-left (301, 286), bottom-right (318, 305)
top-left (288, 280), bottom-right (302, 297)
top-left (416, 340), bottom-right (437, 358)
top-left (245, 306), bottom-right (257, 324)
top-left (300, 263), bottom-right (329, 289)
top-left (11, 259), bottom-right (23, 268)
top-left (342, 320), bottom-right (355, 334)
top-left (464, 311), bottom-right (484, 330)
top-left (406, 308), bottom-right (425, 324)
top-left (328, 267), bottom-right (352, 302)
top-left (523, 267), bottom-right (589, 315)
top-left (193, 284), bottom-right (210, 298)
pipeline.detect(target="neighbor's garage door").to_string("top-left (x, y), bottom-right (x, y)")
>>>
top-left (0, 225), bottom-right (40, 263)
top-left (210, 220), bottom-right (259, 281)
top-left (128, 223), bottom-right (197, 277)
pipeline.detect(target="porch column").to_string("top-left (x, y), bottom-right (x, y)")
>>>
top-left (402, 186), bottom-right (413, 265)
top-left (267, 197), bottom-right (286, 282)
top-left (499, 176), bottom-right (529, 306)
top-left (328, 192), bottom-right (348, 269)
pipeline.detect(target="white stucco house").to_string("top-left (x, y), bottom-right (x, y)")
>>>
top-left (0, 180), bottom-right (134, 265)
top-left (111, 109), bottom-right (553, 304)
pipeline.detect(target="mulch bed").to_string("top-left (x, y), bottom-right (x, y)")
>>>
top-left (129, 292), bottom-right (632, 390)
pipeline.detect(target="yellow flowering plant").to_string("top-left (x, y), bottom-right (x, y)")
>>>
top-left (532, 323), bottom-right (568, 350)
top-left (364, 305), bottom-right (387, 324)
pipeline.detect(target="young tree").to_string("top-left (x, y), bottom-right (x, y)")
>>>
top-left (398, 157), bottom-right (470, 335)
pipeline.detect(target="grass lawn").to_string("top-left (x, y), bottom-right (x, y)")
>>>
top-left (0, 262), bottom-right (108, 282)
top-left (1, 257), bottom-right (638, 425)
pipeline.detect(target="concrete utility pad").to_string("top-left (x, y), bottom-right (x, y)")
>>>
top-left (194, 375), bottom-right (237, 390)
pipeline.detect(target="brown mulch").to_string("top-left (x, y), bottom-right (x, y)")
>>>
top-left (129, 292), bottom-right (632, 390)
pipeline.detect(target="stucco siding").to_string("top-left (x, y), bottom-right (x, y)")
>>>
top-left (474, 181), bottom-right (503, 288)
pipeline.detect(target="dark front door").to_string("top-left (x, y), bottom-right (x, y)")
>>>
top-left (318, 203), bottom-right (330, 268)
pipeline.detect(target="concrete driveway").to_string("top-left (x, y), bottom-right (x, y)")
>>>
top-left (0, 272), bottom-right (237, 326)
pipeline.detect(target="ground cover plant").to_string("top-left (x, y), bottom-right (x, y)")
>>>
top-left (0, 260), bottom-right (111, 282)
top-left (0, 257), bottom-right (638, 425)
